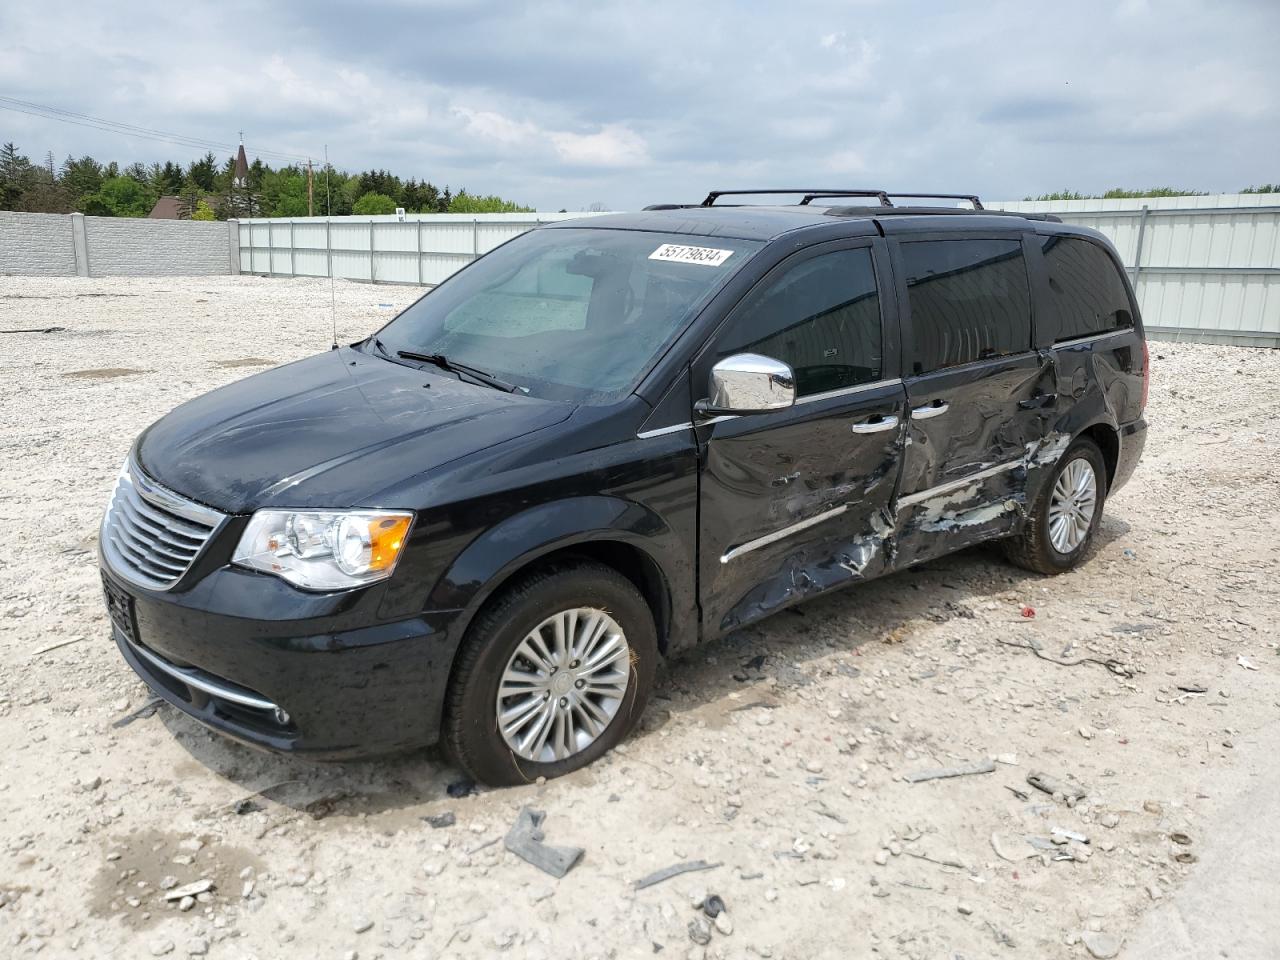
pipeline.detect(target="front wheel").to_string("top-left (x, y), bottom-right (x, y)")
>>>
top-left (443, 562), bottom-right (656, 786)
top-left (1003, 437), bottom-right (1107, 575)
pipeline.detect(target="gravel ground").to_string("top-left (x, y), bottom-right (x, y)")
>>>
top-left (1, 274), bottom-right (1278, 960)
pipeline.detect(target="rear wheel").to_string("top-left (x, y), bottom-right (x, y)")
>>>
top-left (443, 562), bottom-right (656, 786)
top-left (1003, 438), bottom-right (1107, 574)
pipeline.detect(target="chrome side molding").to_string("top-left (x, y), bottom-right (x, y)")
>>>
top-left (720, 504), bottom-right (848, 563)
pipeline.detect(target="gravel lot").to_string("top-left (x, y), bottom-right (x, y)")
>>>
top-left (2, 275), bottom-right (1278, 960)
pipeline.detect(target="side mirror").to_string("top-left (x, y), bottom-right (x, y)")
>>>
top-left (697, 353), bottom-right (796, 416)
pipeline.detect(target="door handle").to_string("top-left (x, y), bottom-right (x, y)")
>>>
top-left (850, 414), bottom-right (899, 434)
top-left (1018, 392), bottom-right (1058, 410)
top-left (911, 401), bottom-right (949, 420)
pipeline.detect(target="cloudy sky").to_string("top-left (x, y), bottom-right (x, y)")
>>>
top-left (1, 0), bottom-right (1276, 210)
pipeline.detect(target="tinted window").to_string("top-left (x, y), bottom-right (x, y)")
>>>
top-left (717, 248), bottom-right (882, 396)
top-left (1039, 236), bottom-right (1133, 341)
top-left (902, 239), bottom-right (1031, 374)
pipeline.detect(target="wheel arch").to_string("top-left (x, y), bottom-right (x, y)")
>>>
top-left (429, 496), bottom-right (691, 659)
top-left (1078, 421), bottom-right (1120, 488)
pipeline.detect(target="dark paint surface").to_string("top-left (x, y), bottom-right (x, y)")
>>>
top-left (104, 206), bottom-right (1149, 756)
top-left (137, 348), bottom-right (572, 513)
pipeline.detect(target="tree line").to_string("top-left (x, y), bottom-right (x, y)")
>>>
top-left (1027, 186), bottom-right (1277, 201)
top-left (0, 141), bottom-right (535, 219)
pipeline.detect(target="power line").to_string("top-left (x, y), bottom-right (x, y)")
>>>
top-left (0, 94), bottom-right (314, 165)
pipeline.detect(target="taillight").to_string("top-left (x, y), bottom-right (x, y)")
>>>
top-left (1140, 338), bottom-right (1150, 413)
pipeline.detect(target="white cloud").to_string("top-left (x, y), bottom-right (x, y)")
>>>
top-left (0, 0), bottom-right (1276, 209)
top-left (550, 124), bottom-right (649, 168)
top-left (452, 107), bottom-right (538, 145)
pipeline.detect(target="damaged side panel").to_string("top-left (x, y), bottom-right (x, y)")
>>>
top-left (697, 380), bottom-right (907, 635)
top-left (890, 346), bottom-right (1066, 568)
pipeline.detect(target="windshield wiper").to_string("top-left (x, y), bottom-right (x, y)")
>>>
top-left (395, 349), bottom-right (520, 394)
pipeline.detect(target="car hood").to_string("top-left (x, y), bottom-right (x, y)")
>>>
top-left (136, 347), bottom-right (573, 513)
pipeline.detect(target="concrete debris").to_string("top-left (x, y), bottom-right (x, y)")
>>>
top-left (990, 833), bottom-right (1039, 862)
top-left (1081, 930), bottom-right (1123, 958)
top-left (162, 879), bottom-right (213, 902)
top-left (688, 917), bottom-right (712, 945)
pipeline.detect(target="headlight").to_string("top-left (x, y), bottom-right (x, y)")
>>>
top-left (232, 510), bottom-right (414, 590)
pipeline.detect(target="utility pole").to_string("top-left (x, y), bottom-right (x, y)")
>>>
top-left (307, 159), bottom-right (314, 217)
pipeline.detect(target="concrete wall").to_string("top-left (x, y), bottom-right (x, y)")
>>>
top-left (0, 212), bottom-right (77, 276)
top-left (0, 211), bottom-right (239, 277)
top-left (83, 216), bottom-right (234, 276)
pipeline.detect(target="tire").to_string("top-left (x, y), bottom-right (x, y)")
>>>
top-left (1003, 437), bottom-right (1108, 575)
top-left (443, 561), bottom-right (657, 786)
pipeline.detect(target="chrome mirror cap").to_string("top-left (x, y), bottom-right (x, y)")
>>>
top-left (702, 353), bottom-right (796, 415)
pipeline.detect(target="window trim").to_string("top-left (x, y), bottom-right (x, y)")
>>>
top-left (889, 233), bottom-right (1037, 378)
top-left (691, 236), bottom-right (897, 402)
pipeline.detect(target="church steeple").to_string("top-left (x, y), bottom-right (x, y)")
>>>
top-left (233, 135), bottom-right (249, 189)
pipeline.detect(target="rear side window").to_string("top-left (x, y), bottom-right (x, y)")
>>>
top-left (901, 239), bottom-right (1031, 374)
top-left (717, 247), bottom-right (883, 396)
top-left (1039, 236), bottom-right (1133, 342)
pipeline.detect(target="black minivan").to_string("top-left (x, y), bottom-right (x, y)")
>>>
top-left (100, 189), bottom-right (1148, 785)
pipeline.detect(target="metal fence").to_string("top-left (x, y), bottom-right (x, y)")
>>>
top-left (991, 194), bottom-right (1280, 347)
top-left (237, 212), bottom-right (605, 287)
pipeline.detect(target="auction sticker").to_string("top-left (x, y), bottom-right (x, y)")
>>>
top-left (649, 243), bottom-right (734, 267)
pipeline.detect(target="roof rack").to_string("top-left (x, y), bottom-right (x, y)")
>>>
top-left (885, 193), bottom-right (984, 211)
top-left (702, 188), bottom-right (892, 207)
top-left (821, 204), bottom-right (1060, 223)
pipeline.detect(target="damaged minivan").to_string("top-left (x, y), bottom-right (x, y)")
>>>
top-left (100, 189), bottom-right (1147, 785)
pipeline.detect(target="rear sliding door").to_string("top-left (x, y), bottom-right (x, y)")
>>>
top-left (889, 234), bottom-right (1055, 567)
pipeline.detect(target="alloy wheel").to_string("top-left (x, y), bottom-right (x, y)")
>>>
top-left (1047, 457), bottom-right (1098, 554)
top-left (495, 607), bottom-right (632, 763)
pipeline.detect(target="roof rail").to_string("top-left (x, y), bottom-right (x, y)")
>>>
top-left (886, 193), bottom-right (984, 211)
top-left (702, 188), bottom-right (892, 207)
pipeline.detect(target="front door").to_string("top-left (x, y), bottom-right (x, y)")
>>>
top-left (890, 235), bottom-right (1055, 566)
top-left (694, 240), bottom-right (906, 635)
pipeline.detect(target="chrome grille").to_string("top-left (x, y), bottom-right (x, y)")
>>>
top-left (101, 461), bottom-right (226, 590)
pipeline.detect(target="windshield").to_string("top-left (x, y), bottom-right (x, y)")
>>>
top-left (371, 227), bottom-right (762, 403)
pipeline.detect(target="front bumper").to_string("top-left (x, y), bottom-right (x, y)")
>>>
top-left (101, 554), bottom-right (464, 759)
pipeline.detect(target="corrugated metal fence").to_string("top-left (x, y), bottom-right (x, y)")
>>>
top-left (237, 212), bottom-right (605, 286)
top-left (991, 194), bottom-right (1279, 347)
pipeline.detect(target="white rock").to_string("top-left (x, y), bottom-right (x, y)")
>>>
top-left (1081, 930), bottom-right (1122, 959)
top-left (185, 938), bottom-right (208, 956)
top-left (149, 939), bottom-right (175, 957)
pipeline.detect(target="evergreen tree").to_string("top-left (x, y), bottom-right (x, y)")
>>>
top-left (187, 152), bottom-right (218, 191)
top-left (0, 142), bottom-right (34, 209)
top-left (60, 155), bottom-right (104, 206)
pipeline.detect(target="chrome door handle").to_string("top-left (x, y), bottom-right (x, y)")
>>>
top-left (850, 414), bottom-right (899, 434)
top-left (911, 401), bottom-right (950, 420)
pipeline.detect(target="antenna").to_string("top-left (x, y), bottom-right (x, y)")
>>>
top-left (324, 144), bottom-right (337, 350)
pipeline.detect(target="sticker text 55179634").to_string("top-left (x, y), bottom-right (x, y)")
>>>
top-left (648, 243), bottom-right (735, 267)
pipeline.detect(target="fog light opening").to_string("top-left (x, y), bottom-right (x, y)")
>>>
top-left (273, 707), bottom-right (291, 726)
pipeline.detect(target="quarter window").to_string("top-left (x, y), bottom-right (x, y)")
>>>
top-left (717, 248), bottom-right (883, 396)
top-left (1039, 236), bottom-right (1133, 342)
top-left (902, 239), bottom-right (1032, 374)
